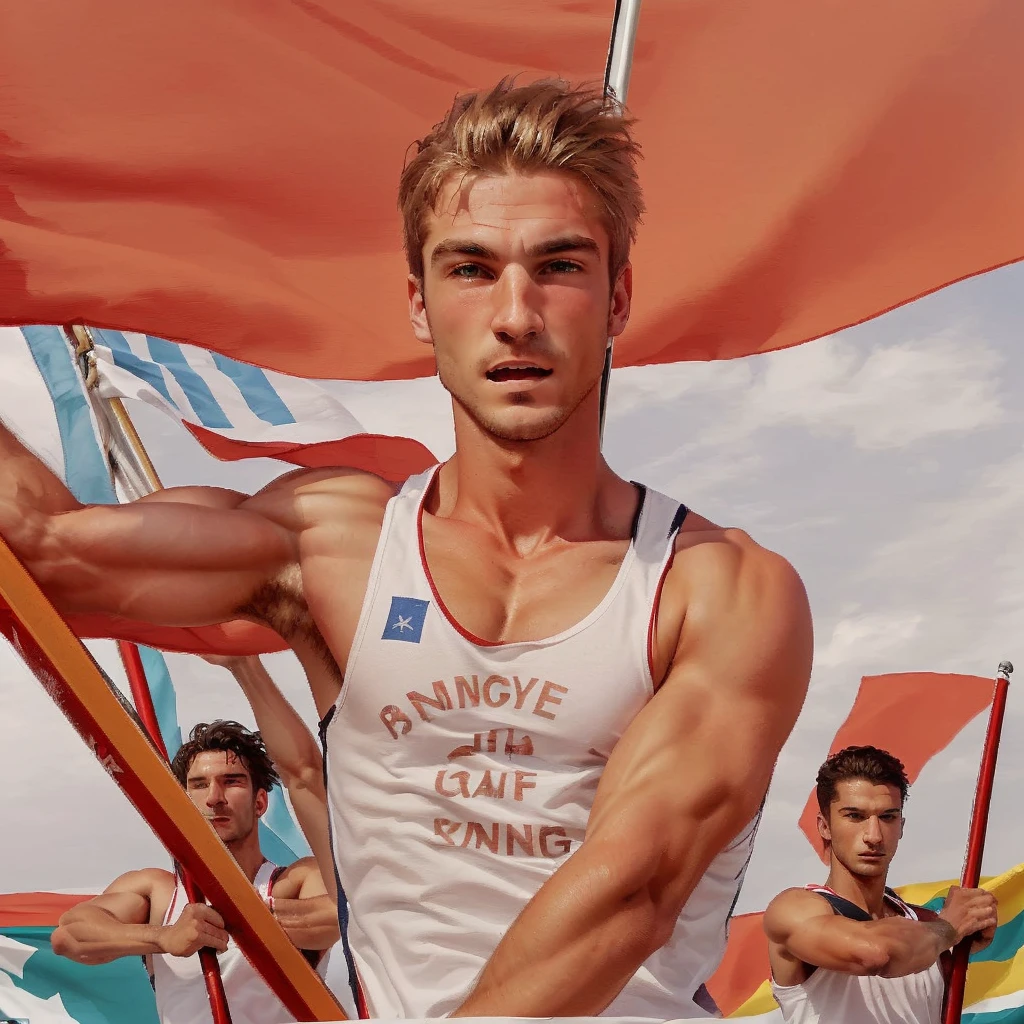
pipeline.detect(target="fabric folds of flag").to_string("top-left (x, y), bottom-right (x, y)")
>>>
top-left (86, 327), bottom-right (435, 483)
top-left (706, 863), bottom-right (1024, 1021)
top-left (1, 1), bottom-right (1022, 379)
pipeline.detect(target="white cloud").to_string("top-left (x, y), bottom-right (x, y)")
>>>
top-left (704, 328), bottom-right (1005, 449)
top-left (814, 611), bottom-right (925, 670)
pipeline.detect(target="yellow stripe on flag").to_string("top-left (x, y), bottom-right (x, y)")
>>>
top-left (728, 980), bottom-right (778, 1017)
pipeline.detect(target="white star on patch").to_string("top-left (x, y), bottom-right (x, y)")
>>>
top-left (393, 615), bottom-right (413, 632)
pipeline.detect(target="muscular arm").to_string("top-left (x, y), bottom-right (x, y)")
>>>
top-left (50, 871), bottom-right (168, 965)
top-left (270, 859), bottom-right (339, 951)
top-left (0, 419), bottom-right (296, 622)
top-left (764, 889), bottom-right (956, 979)
top-left (453, 537), bottom-right (813, 1017)
top-left (205, 654), bottom-right (336, 901)
top-left (51, 870), bottom-right (229, 966)
top-left (0, 421), bottom-right (334, 631)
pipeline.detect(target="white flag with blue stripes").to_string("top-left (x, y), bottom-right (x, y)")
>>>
top-left (90, 328), bottom-right (364, 443)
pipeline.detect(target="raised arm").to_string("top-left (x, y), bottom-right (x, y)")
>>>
top-left (453, 534), bottom-right (813, 1017)
top-left (764, 886), bottom-right (997, 980)
top-left (50, 869), bottom-right (227, 965)
top-left (200, 652), bottom-right (335, 899)
top-left (0, 419), bottom-right (301, 628)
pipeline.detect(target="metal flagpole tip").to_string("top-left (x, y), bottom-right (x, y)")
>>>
top-left (997, 661), bottom-right (1013, 680)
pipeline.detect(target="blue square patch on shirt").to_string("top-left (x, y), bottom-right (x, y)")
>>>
top-left (381, 596), bottom-right (430, 643)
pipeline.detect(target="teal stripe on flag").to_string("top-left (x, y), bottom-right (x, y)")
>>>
top-left (964, 1007), bottom-right (1024, 1023)
top-left (921, 894), bottom-right (1024, 965)
top-left (0, 926), bottom-right (158, 1024)
top-left (140, 646), bottom-right (183, 756)
top-left (260, 790), bottom-right (311, 865)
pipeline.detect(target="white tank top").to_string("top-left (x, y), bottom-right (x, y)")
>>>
top-left (152, 861), bottom-right (295, 1024)
top-left (770, 886), bottom-right (946, 1023)
top-left (322, 467), bottom-right (761, 1020)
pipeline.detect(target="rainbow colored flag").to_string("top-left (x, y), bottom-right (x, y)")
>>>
top-left (707, 862), bottom-right (1024, 1021)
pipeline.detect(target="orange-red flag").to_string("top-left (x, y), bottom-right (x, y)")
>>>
top-left (798, 673), bottom-right (995, 861)
top-left (1, 1), bottom-right (1022, 379)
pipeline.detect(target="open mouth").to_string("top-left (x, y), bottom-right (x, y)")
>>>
top-left (485, 366), bottom-right (552, 383)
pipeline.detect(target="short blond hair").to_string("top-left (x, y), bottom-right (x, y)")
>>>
top-left (399, 77), bottom-right (644, 282)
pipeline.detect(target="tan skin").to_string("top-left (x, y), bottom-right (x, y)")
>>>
top-left (50, 752), bottom-right (338, 969)
top-left (200, 653), bottom-right (337, 904)
top-left (7, 169), bottom-right (813, 1016)
top-left (765, 779), bottom-right (998, 986)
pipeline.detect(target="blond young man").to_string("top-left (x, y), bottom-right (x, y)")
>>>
top-left (51, 722), bottom-right (338, 1024)
top-left (764, 746), bottom-right (998, 1024)
top-left (3, 79), bottom-right (812, 1018)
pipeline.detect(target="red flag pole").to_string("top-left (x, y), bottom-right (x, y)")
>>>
top-left (118, 641), bottom-right (234, 1024)
top-left (942, 661), bottom-right (1012, 1024)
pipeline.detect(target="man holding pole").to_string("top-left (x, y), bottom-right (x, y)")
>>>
top-left (2, 78), bottom-right (812, 1018)
top-left (763, 745), bottom-right (998, 1023)
top-left (51, 719), bottom-right (339, 1024)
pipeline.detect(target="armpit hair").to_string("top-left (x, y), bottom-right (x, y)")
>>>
top-left (241, 569), bottom-right (341, 682)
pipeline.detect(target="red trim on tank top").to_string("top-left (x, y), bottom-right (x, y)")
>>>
top-left (416, 469), bottom-right (651, 650)
top-left (355, 970), bottom-right (370, 1019)
top-left (162, 877), bottom-right (180, 927)
top-left (647, 544), bottom-right (677, 684)
top-left (415, 471), bottom-right (501, 647)
top-left (266, 863), bottom-right (285, 897)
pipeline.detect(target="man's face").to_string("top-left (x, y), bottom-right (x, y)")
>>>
top-left (408, 170), bottom-right (631, 443)
top-left (185, 750), bottom-right (266, 845)
top-left (819, 778), bottom-right (905, 879)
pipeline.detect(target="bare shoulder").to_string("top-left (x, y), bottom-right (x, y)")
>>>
top-left (663, 509), bottom-right (811, 652)
top-left (85, 868), bottom-right (175, 924)
top-left (673, 511), bottom-right (805, 601)
top-left (243, 466), bottom-right (397, 532)
top-left (102, 867), bottom-right (175, 898)
top-left (764, 888), bottom-right (834, 936)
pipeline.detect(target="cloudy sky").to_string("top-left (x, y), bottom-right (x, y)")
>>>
top-left (1, 259), bottom-right (1022, 918)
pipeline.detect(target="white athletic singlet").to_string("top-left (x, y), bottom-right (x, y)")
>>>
top-left (322, 467), bottom-right (761, 1020)
top-left (770, 886), bottom-right (945, 1024)
top-left (152, 861), bottom-right (294, 1024)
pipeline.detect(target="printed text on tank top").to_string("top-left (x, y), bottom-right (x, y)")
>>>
top-left (322, 469), bottom-right (766, 1020)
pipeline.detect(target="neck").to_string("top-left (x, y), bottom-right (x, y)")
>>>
top-left (440, 389), bottom-right (629, 549)
top-left (824, 856), bottom-right (890, 918)
top-left (227, 831), bottom-right (266, 883)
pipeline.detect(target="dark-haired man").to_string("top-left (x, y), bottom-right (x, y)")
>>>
top-left (51, 720), bottom-right (338, 1024)
top-left (764, 745), bottom-right (998, 1023)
